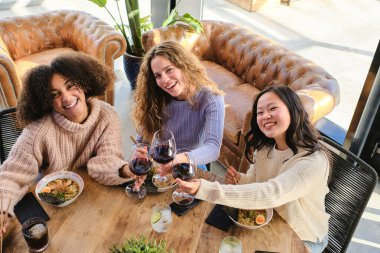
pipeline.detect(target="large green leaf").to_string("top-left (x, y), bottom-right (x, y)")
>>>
top-left (162, 10), bottom-right (203, 33)
top-left (88, 0), bottom-right (107, 8)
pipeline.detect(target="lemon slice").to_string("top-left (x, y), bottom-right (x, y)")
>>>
top-left (151, 211), bottom-right (162, 224)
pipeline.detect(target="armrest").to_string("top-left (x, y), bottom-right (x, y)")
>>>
top-left (61, 11), bottom-right (127, 68)
top-left (0, 37), bottom-right (20, 108)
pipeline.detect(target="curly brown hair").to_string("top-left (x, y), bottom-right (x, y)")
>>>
top-left (17, 52), bottom-right (115, 125)
top-left (132, 41), bottom-right (223, 142)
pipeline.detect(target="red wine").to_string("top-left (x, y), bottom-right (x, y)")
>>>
top-left (152, 145), bottom-right (174, 164)
top-left (129, 158), bottom-right (152, 175)
top-left (172, 163), bottom-right (195, 181)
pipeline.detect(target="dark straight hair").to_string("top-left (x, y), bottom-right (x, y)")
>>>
top-left (244, 85), bottom-right (322, 163)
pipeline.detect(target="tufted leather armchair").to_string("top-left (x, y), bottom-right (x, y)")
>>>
top-left (0, 10), bottom-right (127, 109)
top-left (142, 20), bottom-right (340, 172)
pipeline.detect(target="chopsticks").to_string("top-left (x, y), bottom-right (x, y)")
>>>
top-left (130, 136), bottom-right (138, 145)
top-left (1, 193), bottom-right (12, 253)
top-left (222, 156), bottom-right (238, 185)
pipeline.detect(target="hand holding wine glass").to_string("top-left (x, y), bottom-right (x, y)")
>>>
top-left (172, 149), bottom-right (197, 205)
top-left (125, 143), bottom-right (152, 199)
top-left (150, 130), bottom-right (176, 187)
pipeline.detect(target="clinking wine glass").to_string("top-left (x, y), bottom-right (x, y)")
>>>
top-left (172, 149), bottom-right (196, 205)
top-left (126, 143), bottom-right (152, 199)
top-left (151, 130), bottom-right (176, 188)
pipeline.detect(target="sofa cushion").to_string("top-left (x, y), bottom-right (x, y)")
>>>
top-left (224, 83), bottom-right (260, 144)
top-left (14, 47), bottom-right (76, 83)
top-left (202, 60), bottom-right (243, 90)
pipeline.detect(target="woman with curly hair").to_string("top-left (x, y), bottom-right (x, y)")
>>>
top-left (0, 52), bottom-right (141, 236)
top-left (177, 86), bottom-right (330, 253)
top-left (132, 41), bottom-right (225, 171)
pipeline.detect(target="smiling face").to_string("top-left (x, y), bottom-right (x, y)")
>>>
top-left (150, 55), bottom-right (189, 100)
top-left (51, 74), bottom-right (89, 123)
top-left (256, 91), bottom-right (291, 150)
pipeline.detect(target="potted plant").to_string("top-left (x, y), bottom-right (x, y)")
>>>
top-left (88, 0), bottom-right (203, 89)
top-left (110, 235), bottom-right (172, 253)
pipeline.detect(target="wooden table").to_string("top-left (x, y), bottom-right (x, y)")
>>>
top-left (4, 169), bottom-right (308, 252)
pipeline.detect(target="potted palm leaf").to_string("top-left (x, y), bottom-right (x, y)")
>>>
top-left (88, 0), bottom-right (203, 89)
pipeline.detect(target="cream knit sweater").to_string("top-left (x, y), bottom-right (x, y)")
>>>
top-left (0, 98), bottom-right (130, 216)
top-left (195, 146), bottom-right (330, 242)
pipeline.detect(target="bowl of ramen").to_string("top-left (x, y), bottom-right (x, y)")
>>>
top-left (228, 208), bottom-right (273, 230)
top-left (151, 174), bottom-right (177, 192)
top-left (35, 171), bottom-right (84, 207)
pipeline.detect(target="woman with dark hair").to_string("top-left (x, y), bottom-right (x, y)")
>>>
top-left (132, 41), bottom-right (224, 170)
top-left (177, 86), bottom-right (330, 253)
top-left (0, 52), bottom-right (141, 236)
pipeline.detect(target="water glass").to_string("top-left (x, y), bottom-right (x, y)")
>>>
top-left (151, 203), bottom-right (173, 233)
top-left (218, 236), bottom-right (242, 253)
top-left (22, 217), bottom-right (49, 252)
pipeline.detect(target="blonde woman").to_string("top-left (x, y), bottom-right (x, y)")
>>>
top-left (132, 41), bottom-right (225, 171)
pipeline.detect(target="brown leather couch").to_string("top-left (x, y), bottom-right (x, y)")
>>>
top-left (142, 20), bottom-right (340, 172)
top-left (0, 10), bottom-right (127, 109)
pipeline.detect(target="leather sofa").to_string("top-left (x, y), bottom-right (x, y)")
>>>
top-left (142, 20), bottom-right (340, 172)
top-left (0, 10), bottom-right (127, 109)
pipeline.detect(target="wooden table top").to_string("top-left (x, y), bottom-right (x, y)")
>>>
top-left (3, 169), bottom-right (308, 253)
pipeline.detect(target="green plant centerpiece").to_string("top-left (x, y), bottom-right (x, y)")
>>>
top-left (110, 235), bottom-right (172, 253)
top-left (88, 0), bottom-right (203, 89)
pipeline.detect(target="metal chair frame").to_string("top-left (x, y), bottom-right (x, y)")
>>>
top-left (0, 107), bottom-right (22, 164)
top-left (322, 136), bottom-right (378, 253)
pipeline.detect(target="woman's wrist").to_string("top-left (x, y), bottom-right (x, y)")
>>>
top-left (119, 164), bottom-right (132, 178)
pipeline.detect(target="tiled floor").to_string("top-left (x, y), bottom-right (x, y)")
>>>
top-left (1, 0), bottom-right (380, 252)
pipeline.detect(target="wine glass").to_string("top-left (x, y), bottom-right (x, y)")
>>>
top-left (150, 130), bottom-right (176, 188)
top-left (125, 143), bottom-right (152, 199)
top-left (172, 149), bottom-right (196, 205)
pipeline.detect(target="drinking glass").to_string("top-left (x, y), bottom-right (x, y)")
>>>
top-left (150, 203), bottom-right (173, 233)
top-left (218, 236), bottom-right (242, 253)
top-left (22, 217), bottom-right (49, 252)
top-left (150, 130), bottom-right (176, 188)
top-left (126, 143), bottom-right (152, 199)
top-left (172, 149), bottom-right (196, 205)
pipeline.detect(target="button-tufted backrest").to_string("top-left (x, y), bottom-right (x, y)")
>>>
top-left (0, 10), bottom-right (116, 61)
top-left (0, 11), bottom-right (68, 60)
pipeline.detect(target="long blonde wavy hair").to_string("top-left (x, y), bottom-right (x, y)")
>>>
top-left (132, 41), bottom-right (223, 142)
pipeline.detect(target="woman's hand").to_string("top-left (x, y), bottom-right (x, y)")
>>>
top-left (224, 166), bottom-right (241, 185)
top-left (156, 152), bottom-right (188, 176)
top-left (132, 145), bottom-right (149, 160)
top-left (120, 164), bottom-right (146, 188)
top-left (0, 212), bottom-right (11, 237)
top-left (176, 178), bottom-right (201, 195)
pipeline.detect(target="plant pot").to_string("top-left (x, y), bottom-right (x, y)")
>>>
top-left (123, 53), bottom-right (143, 90)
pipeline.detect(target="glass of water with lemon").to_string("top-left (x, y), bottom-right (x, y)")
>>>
top-left (151, 203), bottom-right (173, 233)
top-left (218, 236), bottom-right (242, 253)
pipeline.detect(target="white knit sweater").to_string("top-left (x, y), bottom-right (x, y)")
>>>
top-left (195, 146), bottom-right (330, 242)
top-left (0, 98), bottom-right (130, 216)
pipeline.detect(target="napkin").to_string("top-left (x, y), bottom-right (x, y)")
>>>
top-left (13, 192), bottom-right (50, 224)
top-left (170, 199), bottom-right (201, 216)
top-left (205, 204), bottom-right (234, 231)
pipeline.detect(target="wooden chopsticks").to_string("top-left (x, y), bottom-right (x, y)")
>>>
top-left (1, 192), bottom-right (12, 253)
top-left (130, 136), bottom-right (138, 145)
top-left (222, 156), bottom-right (238, 184)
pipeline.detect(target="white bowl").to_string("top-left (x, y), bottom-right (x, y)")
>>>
top-left (35, 171), bottom-right (84, 207)
top-left (151, 174), bottom-right (177, 193)
top-left (228, 208), bottom-right (273, 230)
